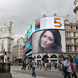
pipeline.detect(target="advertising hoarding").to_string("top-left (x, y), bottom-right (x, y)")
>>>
top-left (25, 16), bottom-right (64, 53)
top-left (25, 37), bottom-right (32, 52)
top-left (26, 16), bottom-right (64, 40)
top-left (35, 18), bottom-right (40, 31)
top-left (32, 29), bottom-right (66, 53)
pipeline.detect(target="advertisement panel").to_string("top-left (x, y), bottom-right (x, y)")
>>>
top-left (25, 37), bottom-right (32, 52)
top-left (28, 24), bottom-right (32, 38)
top-left (26, 32), bottom-right (28, 42)
top-left (40, 17), bottom-right (64, 30)
top-left (32, 21), bottom-right (35, 33)
top-left (25, 16), bottom-right (64, 53)
top-left (32, 29), bottom-right (66, 53)
top-left (25, 16), bottom-right (64, 41)
top-left (35, 18), bottom-right (40, 31)
top-left (40, 17), bottom-right (52, 29)
top-left (52, 17), bottom-right (64, 29)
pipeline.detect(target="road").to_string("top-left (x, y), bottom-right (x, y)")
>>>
top-left (11, 66), bottom-right (64, 78)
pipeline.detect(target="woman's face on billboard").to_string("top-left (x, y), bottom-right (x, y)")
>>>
top-left (41, 31), bottom-right (54, 49)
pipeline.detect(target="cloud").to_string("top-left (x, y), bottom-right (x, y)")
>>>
top-left (0, 0), bottom-right (76, 34)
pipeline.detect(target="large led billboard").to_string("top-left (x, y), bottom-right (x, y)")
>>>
top-left (26, 16), bottom-right (64, 39)
top-left (25, 16), bottom-right (64, 53)
top-left (32, 29), bottom-right (66, 53)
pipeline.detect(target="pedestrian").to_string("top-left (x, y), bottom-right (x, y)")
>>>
top-left (70, 58), bottom-right (77, 78)
top-left (54, 62), bottom-right (57, 69)
top-left (49, 62), bottom-right (51, 70)
top-left (31, 58), bottom-right (36, 77)
top-left (64, 56), bottom-right (72, 78)
top-left (44, 62), bottom-right (47, 71)
top-left (40, 62), bottom-right (42, 69)
top-left (21, 61), bottom-right (26, 70)
top-left (62, 58), bottom-right (66, 75)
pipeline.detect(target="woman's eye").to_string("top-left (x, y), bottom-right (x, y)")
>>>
top-left (49, 38), bottom-right (53, 41)
top-left (43, 35), bottom-right (47, 38)
top-left (49, 38), bottom-right (52, 41)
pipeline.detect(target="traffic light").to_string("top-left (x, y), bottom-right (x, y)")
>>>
top-left (4, 51), bottom-right (7, 55)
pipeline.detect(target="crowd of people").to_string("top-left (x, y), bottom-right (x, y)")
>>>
top-left (20, 56), bottom-right (78, 78)
top-left (63, 56), bottom-right (77, 78)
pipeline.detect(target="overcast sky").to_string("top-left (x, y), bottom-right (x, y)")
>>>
top-left (0, 0), bottom-right (76, 34)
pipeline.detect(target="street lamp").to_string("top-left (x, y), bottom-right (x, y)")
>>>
top-left (3, 48), bottom-right (8, 73)
top-left (3, 49), bottom-right (7, 63)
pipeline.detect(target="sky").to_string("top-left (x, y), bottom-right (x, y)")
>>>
top-left (0, 0), bottom-right (77, 34)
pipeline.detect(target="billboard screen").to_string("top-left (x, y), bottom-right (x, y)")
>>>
top-left (32, 29), bottom-right (66, 53)
top-left (35, 18), bottom-right (40, 31)
top-left (25, 37), bottom-right (32, 52)
top-left (28, 24), bottom-right (32, 38)
top-left (25, 16), bottom-right (64, 53)
top-left (26, 32), bottom-right (28, 42)
top-left (25, 17), bottom-right (64, 41)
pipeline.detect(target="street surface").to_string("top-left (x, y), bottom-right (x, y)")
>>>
top-left (11, 66), bottom-right (64, 78)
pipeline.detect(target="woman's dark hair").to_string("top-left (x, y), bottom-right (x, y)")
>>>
top-left (39, 29), bottom-right (62, 53)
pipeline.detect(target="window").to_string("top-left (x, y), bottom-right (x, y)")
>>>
top-left (74, 39), bottom-right (76, 43)
top-left (50, 55), bottom-right (57, 58)
top-left (75, 45), bottom-right (77, 52)
top-left (76, 26), bottom-right (78, 29)
top-left (59, 55), bottom-right (64, 58)
top-left (66, 32), bottom-right (68, 36)
top-left (37, 55), bottom-right (41, 58)
top-left (71, 25), bottom-right (72, 29)
top-left (74, 32), bottom-right (75, 37)
top-left (66, 39), bottom-right (70, 43)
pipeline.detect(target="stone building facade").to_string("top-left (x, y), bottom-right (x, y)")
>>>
top-left (0, 21), bottom-right (14, 62)
top-left (31, 0), bottom-right (78, 63)
top-left (13, 34), bottom-right (25, 63)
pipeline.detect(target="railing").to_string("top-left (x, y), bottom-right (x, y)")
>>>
top-left (0, 63), bottom-right (10, 73)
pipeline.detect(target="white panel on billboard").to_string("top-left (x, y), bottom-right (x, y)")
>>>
top-left (40, 17), bottom-right (53, 29)
top-left (40, 17), bottom-right (64, 30)
top-left (46, 17), bottom-right (53, 29)
top-left (40, 18), bottom-right (47, 29)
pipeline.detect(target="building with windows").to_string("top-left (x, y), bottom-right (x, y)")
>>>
top-left (13, 34), bottom-right (25, 63)
top-left (25, 0), bottom-right (78, 63)
top-left (0, 21), bottom-right (14, 62)
top-left (65, 15), bottom-right (78, 53)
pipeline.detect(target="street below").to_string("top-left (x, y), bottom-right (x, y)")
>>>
top-left (11, 66), bottom-right (64, 78)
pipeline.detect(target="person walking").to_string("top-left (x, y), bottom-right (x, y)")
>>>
top-left (70, 58), bottom-right (77, 78)
top-left (21, 61), bottom-right (26, 70)
top-left (31, 58), bottom-right (36, 77)
top-left (64, 56), bottom-right (72, 78)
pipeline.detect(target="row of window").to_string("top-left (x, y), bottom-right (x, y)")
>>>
top-left (34, 54), bottom-right (65, 58)
top-left (34, 55), bottom-right (57, 58)
top-left (66, 45), bottom-right (78, 52)
top-left (0, 29), bottom-right (9, 32)
top-left (66, 32), bottom-right (78, 37)
top-left (34, 54), bottom-right (65, 59)
top-left (66, 39), bottom-right (78, 43)
top-left (65, 25), bottom-right (78, 30)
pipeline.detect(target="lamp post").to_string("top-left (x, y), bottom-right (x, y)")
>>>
top-left (3, 49), bottom-right (8, 73)
top-left (3, 49), bottom-right (7, 63)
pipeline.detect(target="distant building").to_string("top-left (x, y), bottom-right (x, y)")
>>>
top-left (0, 21), bottom-right (14, 62)
top-left (13, 34), bottom-right (25, 63)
